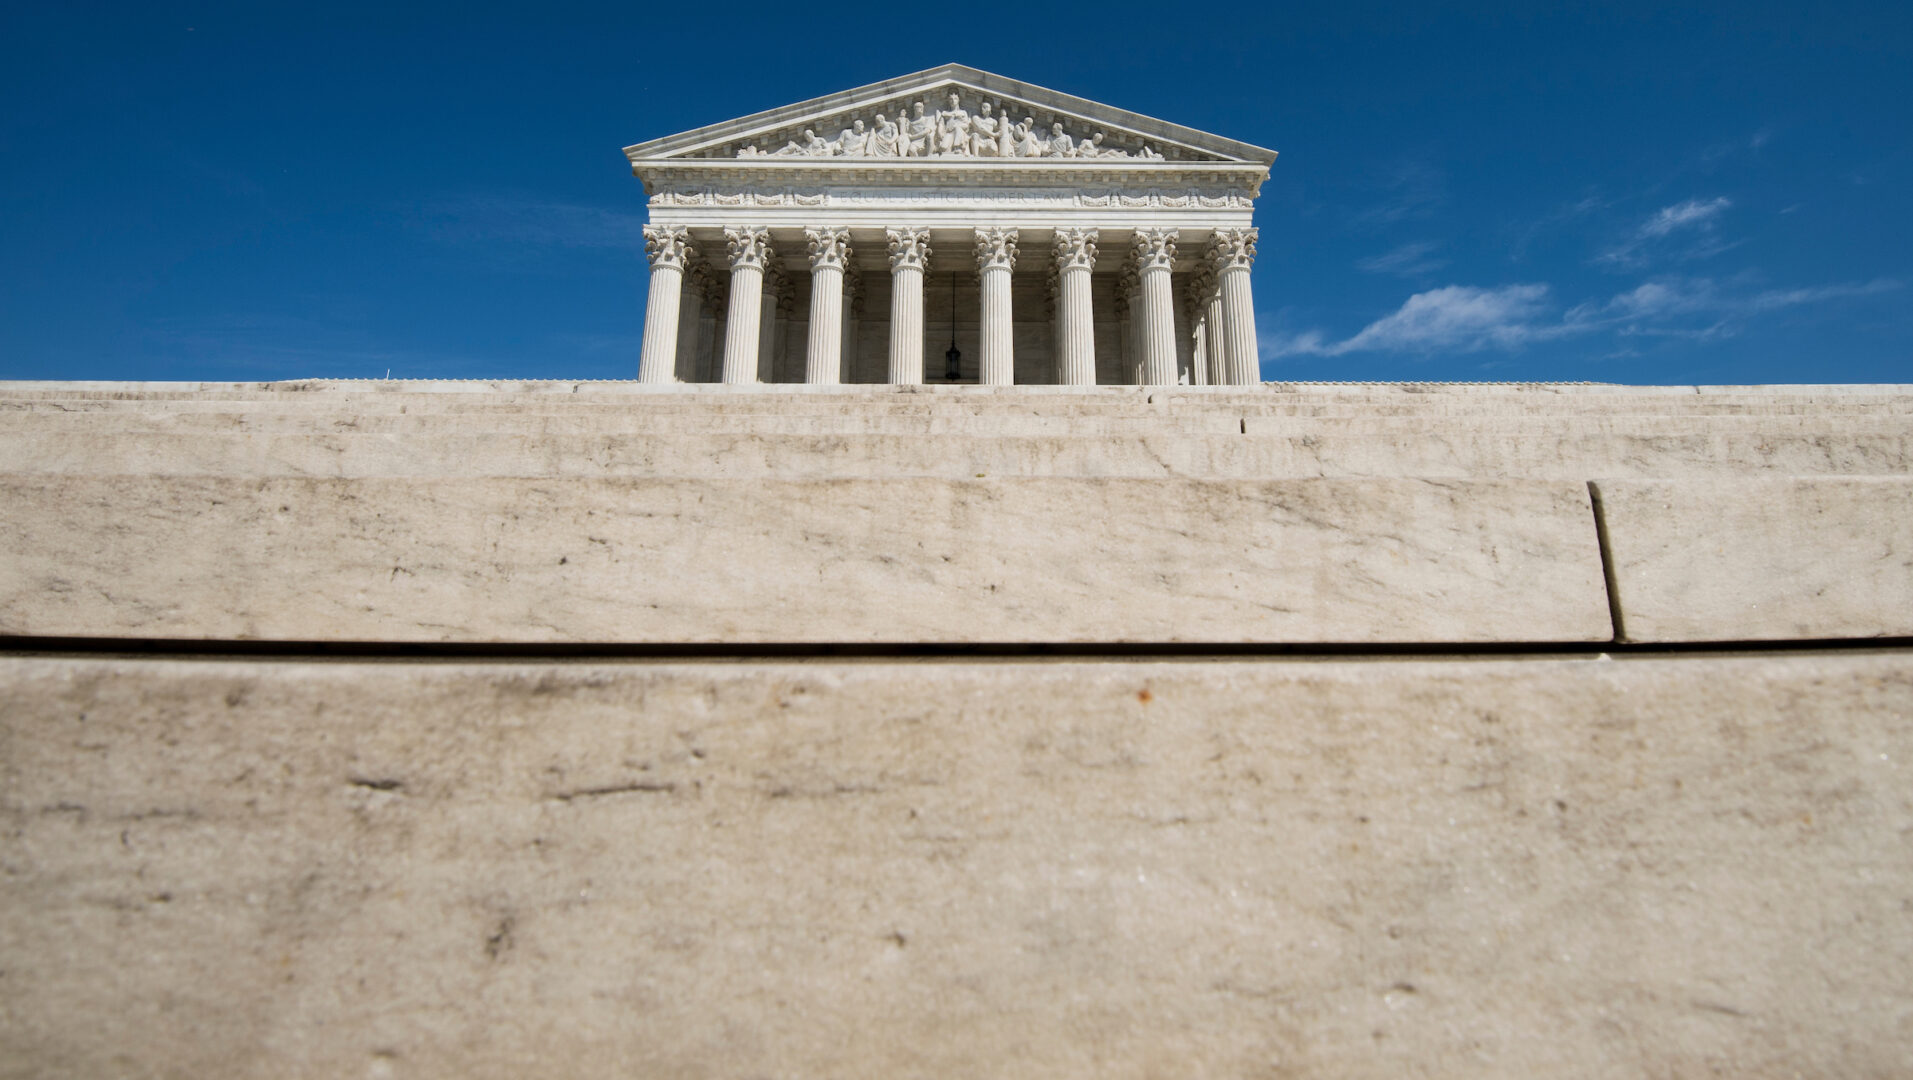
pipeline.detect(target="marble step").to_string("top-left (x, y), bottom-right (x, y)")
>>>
top-left (2, 431), bottom-right (1906, 479)
top-left (0, 474), bottom-right (1611, 644)
top-left (7, 411), bottom-right (1908, 441)
top-left (1595, 476), bottom-right (1913, 641)
top-left (6, 652), bottom-right (1909, 1078)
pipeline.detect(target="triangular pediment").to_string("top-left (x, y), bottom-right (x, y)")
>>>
top-left (623, 64), bottom-right (1276, 167)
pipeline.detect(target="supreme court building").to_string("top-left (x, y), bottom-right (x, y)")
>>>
top-left (626, 64), bottom-right (1276, 386)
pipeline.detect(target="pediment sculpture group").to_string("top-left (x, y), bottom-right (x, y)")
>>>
top-left (738, 91), bottom-right (1165, 161)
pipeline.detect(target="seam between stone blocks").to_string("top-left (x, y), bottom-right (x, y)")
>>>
top-left (1586, 479), bottom-right (1628, 645)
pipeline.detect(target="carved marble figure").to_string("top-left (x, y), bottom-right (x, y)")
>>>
top-left (1046, 121), bottom-right (1074, 158)
top-left (970, 101), bottom-right (1000, 156)
top-left (870, 114), bottom-right (900, 156)
top-left (833, 119), bottom-right (869, 157)
top-left (904, 101), bottom-right (933, 157)
top-left (935, 92), bottom-right (971, 155)
top-left (772, 129), bottom-right (830, 157)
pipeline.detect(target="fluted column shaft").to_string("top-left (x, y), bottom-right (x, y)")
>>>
top-left (804, 228), bottom-right (851, 385)
top-left (678, 266), bottom-right (714, 382)
top-left (1115, 267), bottom-right (1140, 385)
top-left (1054, 228), bottom-right (1098, 386)
top-left (639, 227), bottom-right (692, 383)
top-left (974, 228), bottom-right (1018, 386)
top-left (1205, 286), bottom-right (1229, 386)
top-left (1134, 228), bottom-right (1179, 385)
top-left (840, 271), bottom-right (861, 382)
top-left (1212, 228), bottom-right (1259, 386)
top-left (886, 228), bottom-right (930, 385)
top-left (721, 228), bottom-right (769, 384)
top-left (757, 265), bottom-right (785, 383)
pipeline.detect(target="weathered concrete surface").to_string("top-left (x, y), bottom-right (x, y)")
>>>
top-left (3, 653), bottom-right (1910, 1079)
top-left (0, 474), bottom-right (1609, 644)
top-left (1597, 477), bottom-right (1913, 642)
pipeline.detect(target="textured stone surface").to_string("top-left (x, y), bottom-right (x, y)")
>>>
top-left (1597, 477), bottom-right (1913, 642)
top-left (0, 474), bottom-right (1609, 643)
top-left (3, 653), bottom-right (1910, 1079)
top-left (5, 383), bottom-right (1907, 482)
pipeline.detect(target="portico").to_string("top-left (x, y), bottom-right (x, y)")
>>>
top-left (627, 64), bottom-right (1277, 385)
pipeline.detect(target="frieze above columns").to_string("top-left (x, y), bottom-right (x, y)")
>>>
top-left (647, 185), bottom-right (1258, 210)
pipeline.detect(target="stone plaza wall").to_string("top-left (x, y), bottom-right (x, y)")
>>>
top-left (2, 381), bottom-right (1910, 1077)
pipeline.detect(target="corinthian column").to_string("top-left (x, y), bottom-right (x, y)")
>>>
top-left (1202, 269), bottom-right (1229, 385)
top-left (1184, 274), bottom-right (1211, 386)
top-left (1053, 228), bottom-right (1098, 386)
top-left (757, 264), bottom-right (787, 383)
top-left (974, 227), bottom-right (1018, 385)
top-left (1211, 228), bottom-right (1260, 386)
top-left (886, 228), bottom-right (931, 384)
top-left (1133, 228), bottom-right (1179, 385)
top-left (1115, 266), bottom-right (1139, 384)
top-left (804, 228), bottom-right (851, 385)
top-left (640, 227), bottom-right (692, 383)
top-left (720, 227), bottom-right (770, 384)
top-left (691, 264), bottom-right (723, 382)
top-left (840, 269), bottom-right (863, 382)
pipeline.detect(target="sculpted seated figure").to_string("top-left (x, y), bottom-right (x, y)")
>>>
top-left (1014, 116), bottom-right (1045, 157)
top-left (869, 114), bottom-right (900, 156)
top-left (903, 101), bottom-right (933, 157)
top-left (934, 91), bottom-right (971, 155)
top-left (1044, 121), bottom-right (1074, 158)
top-left (831, 119), bottom-right (869, 157)
top-left (970, 100), bottom-right (1000, 156)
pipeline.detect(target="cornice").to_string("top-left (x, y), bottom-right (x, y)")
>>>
top-left (621, 63), bottom-right (1279, 167)
top-left (633, 158), bottom-right (1271, 192)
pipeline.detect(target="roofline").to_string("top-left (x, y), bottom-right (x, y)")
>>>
top-left (620, 63), bottom-right (1278, 166)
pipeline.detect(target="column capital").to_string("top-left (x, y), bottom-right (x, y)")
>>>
top-left (723, 227), bottom-right (771, 270)
top-left (974, 227), bottom-right (1018, 272)
top-left (643, 226), bottom-right (693, 271)
top-left (805, 228), bottom-right (852, 270)
top-left (1210, 227), bottom-right (1258, 271)
top-left (885, 228), bottom-right (932, 271)
top-left (1132, 227), bottom-right (1178, 271)
top-left (1053, 227), bottom-right (1099, 272)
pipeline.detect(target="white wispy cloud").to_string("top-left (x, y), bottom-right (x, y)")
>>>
top-left (1268, 276), bottom-right (1901, 359)
top-left (1355, 240), bottom-right (1447, 276)
top-left (1638, 197), bottom-right (1732, 238)
top-left (1269, 284), bottom-right (1564, 357)
top-left (1597, 196), bottom-right (1735, 269)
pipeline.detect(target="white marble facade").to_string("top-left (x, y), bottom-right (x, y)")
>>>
top-left (627, 65), bottom-right (1277, 386)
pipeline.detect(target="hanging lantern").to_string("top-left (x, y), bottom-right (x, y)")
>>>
top-left (944, 271), bottom-right (961, 381)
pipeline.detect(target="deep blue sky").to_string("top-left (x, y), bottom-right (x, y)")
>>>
top-left (3, 2), bottom-right (1908, 383)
